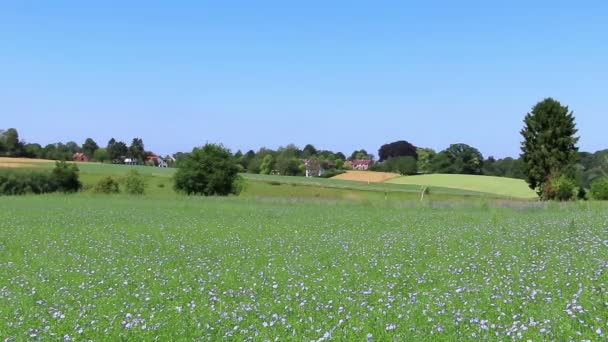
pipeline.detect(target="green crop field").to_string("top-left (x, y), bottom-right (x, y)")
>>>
top-left (0, 195), bottom-right (606, 340)
top-left (387, 174), bottom-right (538, 199)
top-left (1, 158), bottom-right (516, 200)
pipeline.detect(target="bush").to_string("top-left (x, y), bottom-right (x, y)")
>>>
top-left (320, 169), bottom-right (345, 178)
top-left (0, 169), bottom-right (57, 195)
top-left (124, 169), bottom-right (145, 195)
top-left (94, 176), bottom-right (120, 194)
top-left (550, 175), bottom-right (575, 201)
top-left (577, 187), bottom-right (587, 201)
top-left (52, 161), bottom-right (82, 193)
top-left (173, 144), bottom-right (240, 196)
top-left (590, 177), bottom-right (608, 200)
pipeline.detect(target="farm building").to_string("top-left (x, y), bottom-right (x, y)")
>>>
top-left (147, 155), bottom-right (168, 168)
top-left (72, 152), bottom-right (89, 162)
top-left (351, 159), bottom-right (373, 170)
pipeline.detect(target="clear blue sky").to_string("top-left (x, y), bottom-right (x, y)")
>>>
top-left (1, 1), bottom-right (607, 158)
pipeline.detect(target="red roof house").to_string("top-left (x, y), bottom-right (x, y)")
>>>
top-left (72, 152), bottom-right (89, 162)
top-left (351, 159), bottom-right (372, 170)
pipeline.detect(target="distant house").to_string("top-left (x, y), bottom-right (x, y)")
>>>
top-left (351, 159), bottom-right (372, 170)
top-left (124, 158), bottom-right (139, 165)
top-left (303, 159), bottom-right (325, 177)
top-left (147, 155), bottom-right (168, 168)
top-left (72, 152), bottom-right (89, 162)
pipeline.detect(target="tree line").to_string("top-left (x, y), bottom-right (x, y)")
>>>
top-left (3, 97), bottom-right (608, 200)
top-left (0, 131), bottom-right (168, 166)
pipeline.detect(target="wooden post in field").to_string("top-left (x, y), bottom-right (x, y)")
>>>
top-left (420, 185), bottom-right (428, 201)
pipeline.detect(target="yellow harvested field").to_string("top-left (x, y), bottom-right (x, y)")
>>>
top-left (0, 157), bottom-right (55, 164)
top-left (0, 162), bottom-right (43, 168)
top-left (332, 170), bottom-right (400, 183)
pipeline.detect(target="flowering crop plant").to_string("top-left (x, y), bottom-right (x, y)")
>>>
top-left (0, 195), bottom-right (607, 340)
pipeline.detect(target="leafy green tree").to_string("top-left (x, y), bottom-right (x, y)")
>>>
top-left (93, 148), bottom-right (109, 163)
top-left (128, 138), bottom-right (145, 161)
top-left (387, 156), bottom-right (418, 175)
top-left (107, 138), bottom-right (128, 163)
top-left (378, 140), bottom-right (417, 162)
top-left (349, 149), bottom-right (372, 161)
top-left (173, 144), bottom-right (241, 196)
top-left (590, 177), bottom-right (608, 200)
top-left (520, 98), bottom-right (579, 199)
top-left (302, 144), bottom-right (317, 158)
top-left (1, 128), bottom-right (23, 157)
top-left (82, 138), bottom-right (99, 158)
top-left (417, 148), bottom-right (436, 173)
top-left (444, 143), bottom-right (483, 175)
top-left (65, 141), bottom-right (81, 154)
top-left (23, 143), bottom-right (43, 158)
top-left (51, 161), bottom-right (82, 192)
top-left (549, 175), bottom-right (576, 201)
top-left (260, 154), bottom-right (275, 175)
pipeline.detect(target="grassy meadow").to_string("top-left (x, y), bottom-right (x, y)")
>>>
top-left (387, 174), bottom-right (538, 199)
top-left (1, 195), bottom-right (607, 340)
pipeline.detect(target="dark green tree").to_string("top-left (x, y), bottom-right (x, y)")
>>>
top-left (1, 128), bottom-right (23, 157)
top-left (378, 140), bottom-right (418, 162)
top-left (444, 143), bottom-right (484, 175)
top-left (173, 144), bottom-right (241, 196)
top-left (51, 161), bottom-right (82, 192)
top-left (82, 138), bottom-right (99, 159)
top-left (128, 138), bottom-right (145, 161)
top-left (302, 144), bottom-right (317, 158)
top-left (107, 138), bottom-right (128, 163)
top-left (520, 98), bottom-right (579, 199)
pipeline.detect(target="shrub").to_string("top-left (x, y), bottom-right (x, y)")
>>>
top-left (320, 169), bottom-right (345, 178)
top-left (550, 175), bottom-right (575, 201)
top-left (124, 169), bottom-right (145, 195)
top-left (174, 144), bottom-right (240, 196)
top-left (0, 169), bottom-right (58, 195)
top-left (94, 176), bottom-right (120, 194)
top-left (51, 161), bottom-right (82, 193)
top-left (577, 187), bottom-right (587, 201)
top-left (590, 177), bottom-right (608, 200)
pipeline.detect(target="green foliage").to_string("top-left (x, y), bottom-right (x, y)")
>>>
top-left (577, 187), bottom-right (587, 201)
top-left (106, 138), bottom-right (128, 163)
top-left (373, 156), bottom-right (418, 175)
top-left (51, 161), bottom-right (82, 192)
top-left (0, 162), bottom-right (81, 195)
top-left (428, 144), bottom-right (483, 175)
top-left (549, 175), bottom-right (576, 201)
top-left (378, 140), bottom-right (417, 162)
top-left (93, 176), bottom-right (120, 194)
top-left (259, 154), bottom-right (275, 175)
top-left (416, 148), bottom-right (436, 173)
top-left (123, 169), bottom-right (145, 195)
top-left (128, 138), bottom-right (145, 162)
top-left (0, 128), bottom-right (24, 157)
top-left (93, 148), bottom-right (109, 163)
top-left (520, 98), bottom-right (579, 199)
top-left (173, 144), bottom-right (240, 196)
top-left (590, 177), bottom-right (608, 200)
top-left (82, 138), bottom-right (99, 158)
top-left (0, 169), bottom-right (56, 195)
top-left (319, 169), bottom-right (346, 178)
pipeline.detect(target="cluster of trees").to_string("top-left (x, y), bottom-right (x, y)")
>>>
top-left (190, 144), bottom-right (375, 178)
top-left (0, 129), bottom-right (166, 165)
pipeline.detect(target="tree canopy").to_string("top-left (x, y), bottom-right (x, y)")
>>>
top-left (520, 98), bottom-right (579, 199)
top-left (173, 144), bottom-right (241, 196)
top-left (378, 140), bottom-right (417, 162)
